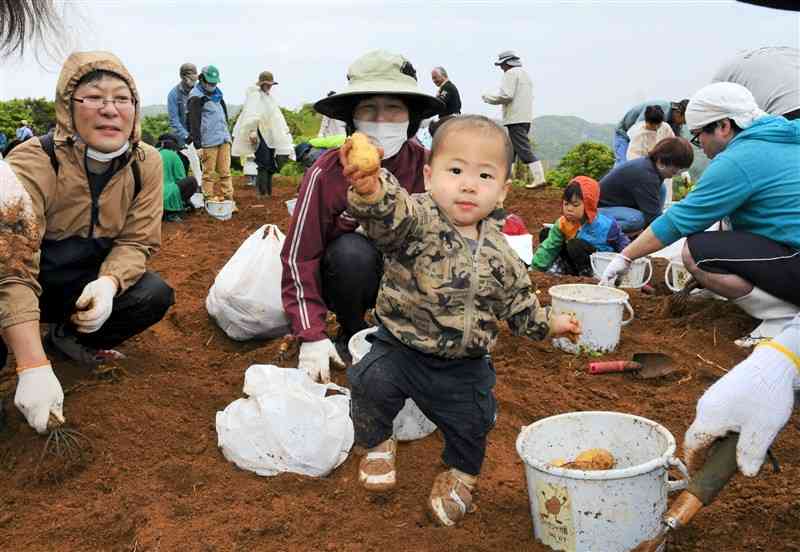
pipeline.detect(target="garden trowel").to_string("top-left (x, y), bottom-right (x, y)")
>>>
top-left (587, 353), bottom-right (677, 379)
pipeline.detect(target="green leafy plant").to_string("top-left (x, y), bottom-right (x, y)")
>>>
top-left (140, 113), bottom-right (170, 146)
top-left (546, 141), bottom-right (614, 188)
top-left (0, 97), bottom-right (56, 138)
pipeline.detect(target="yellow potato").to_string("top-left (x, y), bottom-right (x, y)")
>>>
top-left (573, 448), bottom-right (616, 470)
top-left (348, 132), bottom-right (380, 172)
top-left (552, 448), bottom-right (616, 471)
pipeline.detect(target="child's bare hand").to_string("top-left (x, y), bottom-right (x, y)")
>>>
top-left (552, 314), bottom-right (581, 343)
top-left (339, 134), bottom-right (383, 196)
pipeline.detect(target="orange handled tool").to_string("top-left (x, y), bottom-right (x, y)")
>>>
top-left (587, 360), bottom-right (642, 374)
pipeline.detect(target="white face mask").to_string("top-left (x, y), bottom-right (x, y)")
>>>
top-left (86, 141), bottom-right (130, 162)
top-left (353, 119), bottom-right (409, 159)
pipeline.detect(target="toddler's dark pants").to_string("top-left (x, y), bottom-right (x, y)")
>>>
top-left (347, 326), bottom-right (497, 476)
top-left (538, 228), bottom-right (597, 275)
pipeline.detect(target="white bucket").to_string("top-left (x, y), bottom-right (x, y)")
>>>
top-left (665, 260), bottom-right (691, 292)
top-left (189, 192), bottom-right (205, 209)
top-left (516, 411), bottom-right (688, 552)
top-left (348, 327), bottom-right (437, 442)
top-left (206, 200), bottom-right (234, 221)
top-left (590, 252), bottom-right (652, 289)
top-left (549, 284), bottom-right (633, 354)
top-left (286, 198), bottom-right (298, 216)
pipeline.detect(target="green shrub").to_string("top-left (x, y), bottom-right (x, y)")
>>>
top-left (546, 141), bottom-right (614, 188)
top-left (0, 97), bottom-right (55, 138)
top-left (140, 113), bottom-right (170, 145)
top-left (279, 160), bottom-right (305, 177)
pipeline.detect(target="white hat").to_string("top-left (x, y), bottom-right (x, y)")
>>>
top-left (314, 50), bottom-right (444, 121)
top-left (685, 82), bottom-right (767, 131)
top-left (495, 50), bottom-right (522, 67)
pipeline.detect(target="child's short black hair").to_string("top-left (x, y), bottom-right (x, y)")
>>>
top-left (430, 114), bottom-right (514, 178)
top-left (644, 105), bottom-right (665, 125)
top-left (563, 180), bottom-right (583, 202)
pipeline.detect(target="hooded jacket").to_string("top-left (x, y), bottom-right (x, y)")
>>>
top-left (1, 51), bottom-right (163, 329)
top-left (651, 116), bottom-right (800, 249)
top-left (347, 170), bottom-right (553, 359)
top-left (532, 176), bottom-right (629, 271)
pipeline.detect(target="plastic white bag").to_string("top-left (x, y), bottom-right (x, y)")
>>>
top-left (216, 364), bottom-right (354, 477)
top-left (206, 224), bottom-right (290, 340)
top-left (185, 143), bottom-right (203, 184)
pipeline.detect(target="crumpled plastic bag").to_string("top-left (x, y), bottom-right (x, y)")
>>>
top-left (216, 364), bottom-right (354, 477)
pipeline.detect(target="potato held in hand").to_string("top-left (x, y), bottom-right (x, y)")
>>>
top-left (347, 132), bottom-right (381, 172)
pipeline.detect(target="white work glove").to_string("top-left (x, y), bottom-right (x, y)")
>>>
top-left (71, 276), bottom-right (117, 333)
top-left (599, 253), bottom-right (632, 287)
top-left (298, 338), bottom-right (345, 384)
top-left (14, 364), bottom-right (65, 434)
top-left (684, 317), bottom-right (800, 476)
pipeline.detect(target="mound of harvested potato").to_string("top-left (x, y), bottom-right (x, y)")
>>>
top-left (549, 448), bottom-right (616, 471)
top-left (347, 132), bottom-right (380, 172)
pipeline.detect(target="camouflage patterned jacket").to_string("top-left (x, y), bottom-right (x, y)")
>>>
top-left (347, 169), bottom-right (552, 359)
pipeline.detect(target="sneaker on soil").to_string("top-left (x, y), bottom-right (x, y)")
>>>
top-left (46, 324), bottom-right (125, 367)
top-left (428, 469), bottom-right (477, 527)
top-left (358, 438), bottom-right (396, 492)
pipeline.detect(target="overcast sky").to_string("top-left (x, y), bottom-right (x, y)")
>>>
top-left (0, 0), bottom-right (797, 124)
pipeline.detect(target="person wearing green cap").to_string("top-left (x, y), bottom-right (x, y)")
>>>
top-left (280, 49), bottom-right (444, 386)
top-left (187, 65), bottom-right (233, 206)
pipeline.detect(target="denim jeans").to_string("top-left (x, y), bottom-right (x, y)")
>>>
top-left (599, 206), bottom-right (645, 233)
top-left (613, 134), bottom-right (629, 167)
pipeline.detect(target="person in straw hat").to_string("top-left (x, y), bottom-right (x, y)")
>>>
top-left (280, 49), bottom-right (443, 385)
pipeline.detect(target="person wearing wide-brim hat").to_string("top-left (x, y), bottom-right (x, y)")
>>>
top-left (231, 70), bottom-right (293, 197)
top-left (482, 50), bottom-right (547, 189)
top-left (281, 49), bottom-right (444, 384)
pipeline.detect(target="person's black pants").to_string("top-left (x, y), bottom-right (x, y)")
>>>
top-left (538, 228), bottom-right (596, 275)
top-left (347, 326), bottom-right (496, 476)
top-left (176, 176), bottom-right (197, 210)
top-left (1, 270), bottom-right (174, 370)
top-left (255, 130), bottom-right (276, 196)
top-left (321, 233), bottom-right (382, 340)
top-left (687, 230), bottom-right (800, 305)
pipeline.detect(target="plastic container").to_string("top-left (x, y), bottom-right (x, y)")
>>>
top-left (286, 198), bottom-right (298, 216)
top-left (665, 260), bottom-right (691, 292)
top-left (206, 200), bottom-right (234, 221)
top-left (516, 411), bottom-right (688, 552)
top-left (348, 327), bottom-right (437, 442)
top-left (549, 283), bottom-right (633, 354)
top-left (590, 252), bottom-right (652, 289)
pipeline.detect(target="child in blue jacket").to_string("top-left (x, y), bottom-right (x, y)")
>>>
top-left (533, 176), bottom-right (629, 275)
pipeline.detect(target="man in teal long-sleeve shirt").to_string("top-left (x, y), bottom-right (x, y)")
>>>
top-left (602, 82), bottom-right (800, 347)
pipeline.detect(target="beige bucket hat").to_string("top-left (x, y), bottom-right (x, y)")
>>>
top-left (314, 49), bottom-right (444, 121)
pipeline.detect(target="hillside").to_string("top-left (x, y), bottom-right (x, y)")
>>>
top-left (532, 115), bottom-right (615, 165)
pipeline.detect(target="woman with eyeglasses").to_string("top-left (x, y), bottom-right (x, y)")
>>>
top-left (1, 51), bottom-right (174, 434)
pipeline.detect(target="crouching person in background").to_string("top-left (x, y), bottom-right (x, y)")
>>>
top-left (1, 51), bottom-right (174, 434)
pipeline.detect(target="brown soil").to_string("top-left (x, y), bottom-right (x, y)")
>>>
top-left (1, 179), bottom-right (798, 551)
top-left (0, 197), bottom-right (40, 276)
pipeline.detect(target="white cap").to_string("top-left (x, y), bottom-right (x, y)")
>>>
top-left (685, 82), bottom-right (767, 132)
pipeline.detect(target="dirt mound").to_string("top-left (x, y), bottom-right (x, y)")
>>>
top-left (1, 180), bottom-right (797, 551)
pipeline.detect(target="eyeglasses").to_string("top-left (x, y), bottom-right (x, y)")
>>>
top-left (689, 121), bottom-right (720, 148)
top-left (73, 96), bottom-right (134, 109)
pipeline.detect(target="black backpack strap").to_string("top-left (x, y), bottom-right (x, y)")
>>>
top-left (131, 160), bottom-right (142, 200)
top-left (39, 133), bottom-right (59, 174)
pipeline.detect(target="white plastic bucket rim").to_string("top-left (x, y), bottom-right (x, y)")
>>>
top-left (590, 252), bottom-right (652, 289)
top-left (206, 200), bottom-right (234, 220)
top-left (665, 260), bottom-right (691, 292)
top-left (286, 198), bottom-right (298, 216)
top-left (549, 283), bottom-right (632, 311)
top-left (515, 411), bottom-right (687, 483)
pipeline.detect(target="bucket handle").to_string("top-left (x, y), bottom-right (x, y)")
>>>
top-left (620, 299), bottom-right (634, 326)
top-left (590, 254), bottom-right (602, 280)
top-left (666, 456), bottom-right (690, 493)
